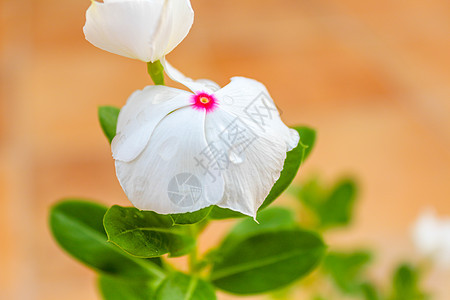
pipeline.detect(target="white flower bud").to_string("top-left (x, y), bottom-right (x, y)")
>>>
top-left (83, 0), bottom-right (194, 62)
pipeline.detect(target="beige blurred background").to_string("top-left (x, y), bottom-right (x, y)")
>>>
top-left (1, 0), bottom-right (449, 299)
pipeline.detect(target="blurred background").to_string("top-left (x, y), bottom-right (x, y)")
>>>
top-left (1, 0), bottom-right (449, 299)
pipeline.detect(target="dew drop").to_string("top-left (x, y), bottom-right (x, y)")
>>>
top-left (223, 96), bottom-right (234, 105)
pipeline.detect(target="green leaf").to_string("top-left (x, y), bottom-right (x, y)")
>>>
top-left (208, 206), bottom-right (244, 220)
top-left (98, 106), bottom-right (120, 143)
top-left (219, 207), bottom-right (297, 252)
top-left (209, 126), bottom-right (316, 219)
top-left (207, 207), bottom-right (299, 274)
top-left (211, 228), bottom-right (326, 294)
top-left (103, 205), bottom-right (195, 258)
top-left (319, 179), bottom-right (357, 227)
top-left (299, 177), bottom-right (357, 228)
top-left (298, 126), bottom-right (316, 161)
top-left (49, 200), bottom-right (166, 282)
top-left (170, 206), bottom-right (212, 225)
top-left (389, 264), bottom-right (427, 300)
top-left (323, 250), bottom-right (372, 294)
top-left (98, 275), bottom-right (157, 300)
top-left (361, 282), bottom-right (381, 300)
top-left (155, 272), bottom-right (217, 300)
top-left (296, 177), bottom-right (324, 209)
top-left (147, 60), bottom-right (165, 85)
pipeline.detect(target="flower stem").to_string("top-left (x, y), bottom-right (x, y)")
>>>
top-left (147, 60), bottom-right (165, 85)
top-left (188, 224), bottom-right (200, 274)
top-left (188, 245), bottom-right (199, 274)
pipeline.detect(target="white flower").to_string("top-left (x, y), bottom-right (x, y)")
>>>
top-left (112, 61), bottom-right (299, 217)
top-left (411, 208), bottom-right (450, 268)
top-left (83, 0), bottom-right (194, 62)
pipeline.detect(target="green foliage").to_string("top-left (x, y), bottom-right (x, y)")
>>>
top-left (298, 126), bottom-right (317, 162)
top-left (147, 60), bottom-right (165, 85)
top-left (219, 207), bottom-right (298, 251)
top-left (361, 282), bottom-right (381, 300)
top-left (155, 272), bottom-right (217, 300)
top-left (209, 126), bottom-right (316, 219)
top-left (208, 207), bottom-right (244, 220)
top-left (298, 177), bottom-right (357, 228)
top-left (98, 106), bottom-right (120, 143)
top-left (211, 229), bottom-right (325, 294)
top-left (388, 264), bottom-right (427, 300)
top-left (49, 200), bottom-right (166, 283)
top-left (103, 205), bottom-right (196, 258)
top-left (210, 209), bottom-right (326, 294)
top-left (323, 250), bottom-right (372, 294)
top-left (98, 275), bottom-right (156, 300)
top-left (170, 206), bottom-right (213, 225)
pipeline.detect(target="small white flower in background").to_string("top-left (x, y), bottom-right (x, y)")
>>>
top-left (112, 61), bottom-right (299, 218)
top-left (411, 208), bottom-right (450, 268)
top-left (83, 0), bottom-right (194, 62)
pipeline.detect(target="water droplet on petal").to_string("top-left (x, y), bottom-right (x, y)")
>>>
top-left (223, 96), bottom-right (234, 105)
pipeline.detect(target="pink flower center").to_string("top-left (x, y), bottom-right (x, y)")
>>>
top-left (191, 92), bottom-right (217, 113)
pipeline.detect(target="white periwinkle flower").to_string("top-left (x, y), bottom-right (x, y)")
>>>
top-left (112, 61), bottom-right (299, 218)
top-left (411, 208), bottom-right (450, 268)
top-left (83, 0), bottom-right (194, 62)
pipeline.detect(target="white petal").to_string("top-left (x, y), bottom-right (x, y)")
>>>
top-left (411, 209), bottom-right (450, 269)
top-left (112, 85), bottom-right (191, 162)
top-left (150, 0), bottom-right (194, 61)
top-left (412, 209), bottom-right (441, 255)
top-left (215, 76), bottom-right (299, 152)
top-left (197, 77), bottom-right (299, 217)
top-left (115, 107), bottom-right (225, 214)
top-left (436, 226), bottom-right (450, 268)
top-left (161, 59), bottom-right (220, 93)
top-left (203, 106), bottom-right (295, 218)
top-left (84, 0), bottom-right (193, 62)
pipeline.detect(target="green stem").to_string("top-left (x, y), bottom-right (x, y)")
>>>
top-left (188, 224), bottom-right (199, 275)
top-left (189, 245), bottom-right (199, 274)
top-left (147, 60), bottom-right (165, 85)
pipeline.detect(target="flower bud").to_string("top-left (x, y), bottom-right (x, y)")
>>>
top-left (83, 0), bottom-right (194, 62)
